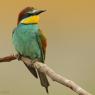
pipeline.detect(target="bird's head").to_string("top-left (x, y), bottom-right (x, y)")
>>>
top-left (17, 7), bottom-right (46, 25)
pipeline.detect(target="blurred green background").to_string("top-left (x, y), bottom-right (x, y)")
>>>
top-left (0, 0), bottom-right (95, 95)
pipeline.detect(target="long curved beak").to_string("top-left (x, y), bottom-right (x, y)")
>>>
top-left (27, 10), bottom-right (46, 15)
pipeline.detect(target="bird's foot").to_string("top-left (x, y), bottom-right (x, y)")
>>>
top-left (16, 54), bottom-right (22, 61)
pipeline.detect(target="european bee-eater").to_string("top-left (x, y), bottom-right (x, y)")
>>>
top-left (12, 7), bottom-right (49, 93)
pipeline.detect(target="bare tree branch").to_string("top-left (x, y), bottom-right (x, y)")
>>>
top-left (0, 55), bottom-right (92, 95)
top-left (0, 55), bottom-right (16, 62)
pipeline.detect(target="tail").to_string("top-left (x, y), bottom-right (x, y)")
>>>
top-left (24, 62), bottom-right (38, 78)
top-left (37, 70), bottom-right (50, 93)
top-left (23, 62), bottom-right (50, 93)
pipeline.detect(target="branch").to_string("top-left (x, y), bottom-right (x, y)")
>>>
top-left (0, 55), bottom-right (16, 62)
top-left (0, 55), bottom-right (92, 95)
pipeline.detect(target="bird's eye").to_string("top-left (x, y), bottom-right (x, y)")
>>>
top-left (20, 13), bottom-right (31, 21)
top-left (26, 13), bottom-right (31, 17)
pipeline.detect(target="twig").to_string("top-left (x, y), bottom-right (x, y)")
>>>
top-left (0, 55), bottom-right (92, 95)
top-left (0, 55), bottom-right (16, 62)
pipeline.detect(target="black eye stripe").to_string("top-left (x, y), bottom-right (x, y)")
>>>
top-left (20, 13), bottom-right (32, 20)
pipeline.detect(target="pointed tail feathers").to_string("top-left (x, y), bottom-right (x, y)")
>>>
top-left (23, 62), bottom-right (50, 93)
top-left (37, 70), bottom-right (50, 93)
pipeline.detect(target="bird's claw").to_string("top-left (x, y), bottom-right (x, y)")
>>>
top-left (16, 54), bottom-right (22, 61)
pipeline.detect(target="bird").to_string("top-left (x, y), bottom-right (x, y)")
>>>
top-left (12, 7), bottom-right (49, 93)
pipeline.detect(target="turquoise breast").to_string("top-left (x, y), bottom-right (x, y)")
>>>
top-left (12, 24), bottom-right (41, 60)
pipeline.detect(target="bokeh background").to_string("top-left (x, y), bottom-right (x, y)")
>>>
top-left (0, 0), bottom-right (95, 95)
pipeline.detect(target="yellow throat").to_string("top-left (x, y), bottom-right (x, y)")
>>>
top-left (20, 15), bottom-right (40, 24)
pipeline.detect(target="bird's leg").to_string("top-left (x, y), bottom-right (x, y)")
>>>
top-left (16, 53), bottom-right (22, 61)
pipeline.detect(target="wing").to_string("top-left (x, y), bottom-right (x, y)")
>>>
top-left (36, 30), bottom-right (49, 92)
top-left (37, 29), bottom-right (47, 61)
